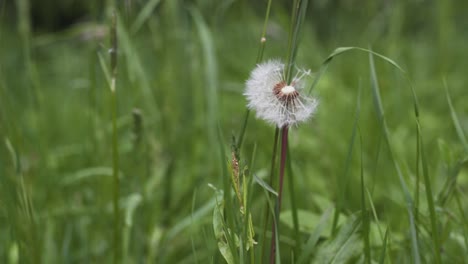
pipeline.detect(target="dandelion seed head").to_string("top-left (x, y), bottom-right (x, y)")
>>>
top-left (280, 85), bottom-right (296, 94)
top-left (244, 60), bottom-right (318, 128)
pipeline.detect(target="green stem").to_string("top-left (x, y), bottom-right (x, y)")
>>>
top-left (236, 0), bottom-right (272, 150)
top-left (110, 12), bottom-right (121, 264)
top-left (111, 83), bottom-right (120, 264)
top-left (286, 145), bottom-right (300, 257)
top-left (418, 123), bottom-right (441, 263)
top-left (260, 128), bottom-right (279, 262)
top-left (269, 126), bottom-right (289, 264)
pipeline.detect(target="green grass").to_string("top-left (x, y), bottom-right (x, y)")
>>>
top-left (1, 0), bottom-right (468, 263)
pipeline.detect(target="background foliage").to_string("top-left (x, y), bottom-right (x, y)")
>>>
top-left (1, 0), bottom-right (467, 263)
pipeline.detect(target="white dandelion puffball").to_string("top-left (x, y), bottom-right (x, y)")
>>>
top-left (244, 60), bottom-right (318, 128)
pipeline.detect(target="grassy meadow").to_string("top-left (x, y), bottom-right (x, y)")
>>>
top-left (1, 0), bottom-right (468, 263)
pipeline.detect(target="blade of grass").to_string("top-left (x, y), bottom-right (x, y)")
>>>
top-left (258, 177), bottom-right (281, 264)
top-left (366, 188), bottom-right (383, 239)
top-left (245, 143), bottom-right (258, 264)
top-left (255, 0), bottom-right (273, 63)
top-left (315, 214), bottom-right (363, 263)
top-left (236, 0), bottom-right (273, 150)
top-left (165, 194), bottom-right (217, 242)
top-left (122, 194), bottom-right (143, 263)
top-left (416, 121), bottom-right (442, 263)
top-left (414, 108), bottom-right (421, 230)
top-left (286, 145), bottom-right (300, 258)
top-left (296, 208), bottom-right (333, 264)
top-left (216, 124), bottom-right (239, 263)
top-left (331, 81), bottom-right (360, 234)
top-left (260, 128), bottom-right (279, 262)
top-left (378, 228), bottom-right (389, 264)
top-left (269, 126), bottom-right (289, 264)
top-left (190, 189), bottom-right (199, 263)
top-left (116, 12), bottom-right (160, 120)
top-left (360, 135), bottom-right (371, 264)
top-left (443, 79), bottom-right (468, 151)
top-left (366, 187), bottom-right (392, 264)
top-left (286, 0), bottom-right (309, 83)
top-left (307, 47), bottom-right (405, 96)
top-left (130, 0), bottom-right (162, 33)
top-left (191, 7), bottom-right (218, 144)
top-left (109, 12), bottom-right (121, 264)
top-left (254, 175), bottom-right (278, 197)
top-left (355, 81), bottom-right (371, 264)
top-left (454, 189), bottom-right (468, 250)
top-left (368, 53), bottom-right (421, 264)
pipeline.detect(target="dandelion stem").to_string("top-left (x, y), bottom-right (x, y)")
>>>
top-left (269, 126), bottom-right (289, 264)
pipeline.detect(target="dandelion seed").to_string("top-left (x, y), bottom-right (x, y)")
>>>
top-left (244, 60), bottom-right (318, 128)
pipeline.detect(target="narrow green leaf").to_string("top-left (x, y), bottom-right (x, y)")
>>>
top-left (308, 46), bottom-right (406, 95)
top-left (315, 214), bottom-right (362, 264)
top-left (237, 0), bottom-right (273, 151)
top-left (326, 47), bottom-right (405, 72)
top-left (61, 167), bottom-right (118, 185)
top-left (417, 122), bottom-right (442, 263)
top-left (254, 175), bottom-right (278, 197)
top-left (166, 194), bottom-right (217, 241)
top-left (366, 188), bottom-right (384, 241)
top-left (444, 79), bottom-right (468, 151)
top-left (296, 208), bottom-right (333, 264)
top-left (359, 117), bottom-right (371, 264)
top-left (97, 52), bottom-right (111, 88)
top-left (131, 0), bottom-right (162, 33)
top-left (369, 53), bottom-right (421, 264)
top-left (379, 228), bottom-right (389, 264)
top-left (286, 146), bottom-right (300, 257)
top-left (332, 80), bottom-right (360, 234)
top-left (213, 196), bottom-right (236, 264)
top-left (191, 7), bottom-right (218, 141)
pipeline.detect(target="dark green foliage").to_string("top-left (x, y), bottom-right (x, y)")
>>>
top-left (0, 0), bottom-right (467, 263)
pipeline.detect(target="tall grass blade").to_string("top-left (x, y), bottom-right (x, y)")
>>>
top-left (417, 122), bottom-right (442, 263)
top-left (444, 79), bottom-right (468, 151)
top-left (315, 214), bottom-right (362, 264)
top-left (366, 188), bottom-right (384, 241)
top-left (254, 175), bottom-right (278, 197)
top-left (286, 0), bottom-right (309, 82)
top-left (122, 194), bottom-right (143, 263)
top-left (260, 128), bottom-right (279, 262)
top-left (378, 228), bottom-right (389, 264)
top-left (215, 125), bottom-right (239, 263)
top-left (237, 0), bottom-right (273, 150)
top-left (131, 0), bottom-right (162, 33)
top-left (308, 47), bottom-right (405, 95)
top-left (166, 194), bottom-right (217, 242)
top-left (368, 53), bottom-right (421, 264)
top-left (116, 13), bottom-right (160, 117)
top-left (270, 126), bottom-right (289, 264)
top-left (191, 7), bottom-right (218, 142)
top-left (296, 208), bottom-right (333, 264)
top-left (356, 82), bottom-right (371, 264)
top-left (286, 146), bottom-right (300, 258)
top-left (109, 12), bottom-right (121, 264)
top-left (454, 189), bottom-right (468, 250)
top-left (331, 82), bottom-right (360, 234)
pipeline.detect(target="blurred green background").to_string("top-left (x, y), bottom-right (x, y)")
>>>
top-left (1, 0), bottom-right (467, 263)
